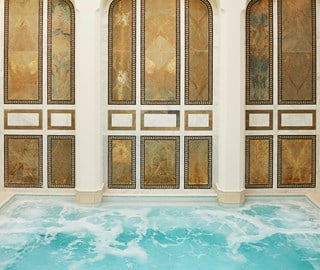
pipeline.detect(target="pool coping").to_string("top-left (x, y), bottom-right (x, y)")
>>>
top-left (0, 190), bottom-right (319, 208)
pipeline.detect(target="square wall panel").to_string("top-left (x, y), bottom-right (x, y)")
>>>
top-left (4, 135), bottom-right (43, 188)
top-left (278, 135), bottom-right (316, 188)
top-left (108, 136), bottom-right (136, 189)
top-left (245, 136), bottom-right (273, 188)
top-left (184, 136), bottom-right (212, 189)
top-left (141, 136), bottom-right (180, 189)
top-left (48, 135), bottom-right (75, 188)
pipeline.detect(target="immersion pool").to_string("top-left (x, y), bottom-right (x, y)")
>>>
top-left (0, 196), bottom-right (319, 270)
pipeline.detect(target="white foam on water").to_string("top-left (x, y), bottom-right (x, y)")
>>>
top-left (0, 196), bottom-right (320, 269)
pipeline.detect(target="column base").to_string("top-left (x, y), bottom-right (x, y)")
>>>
top-left (76, 184), bottom-right (105, 204)
top-left (217, 189), bottom-right (245, 205)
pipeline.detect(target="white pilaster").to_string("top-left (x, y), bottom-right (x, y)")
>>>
top-left (75, 0), bottom-right (104, 203)
top-left (216, 0), bottom-right (246, 204)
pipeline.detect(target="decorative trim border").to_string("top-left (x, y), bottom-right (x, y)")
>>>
top-left (185, 0), bottom-right (213, 105)
top-left (245, 110), bottom-right (273, 130)
top-left (141, 0), bottom-right (180, 105)
top-left (184, 136), bottom-right (212, 189)
top-left (245, 135), bottom-right (273, 189)
top-left (141, 110), bottom-right (180, 131)
top-left (277, 135), bottom-right (316, 188)
top-left (47, 0), bottom-right (75, 104)
top-left (48, 135), bottom-right (75, 188)
top-left (48, 110), bottom-right (75, 130)
top-left (108, 110), bottom-right (136, 130)
top-left (4, 135), bottom-right (43, 188)
top-left (278, 110), bottom-right (316, 130)
top-left (4, 0), bottom-right (43, 104)
top-left (108, 0), bottom-right (136, 105)
top-left (246, 0), bottom-right (273, 105)
top-left (4, 109), bottom-right (43, 130)
top-left (140, 136), bottom-right (180, 189)
top-left (108, 136), bottom-right (136, 189)
top-left (278, 0), bottom-right (316, 105)
top-left (185, 110), bottom-right (213, 130)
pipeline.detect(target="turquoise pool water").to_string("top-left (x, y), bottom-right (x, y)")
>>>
top-left (0, 196), bottom-right (319, 270)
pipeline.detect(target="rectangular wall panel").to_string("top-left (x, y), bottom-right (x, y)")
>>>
top-left (48, 135), bottom-right (75, 188)
top-left (185, 110), bottom-right (213, 130)
top-left (108, 136), bottom-right (136, 189)
top-left (278, 136), bottom-right (316, 188)
top-left (278, 0), bottom-right (316, 104)
top-left (4, 0), bottom-right (43, 104)
top-left (246, 110), bottom-right (273, 130)
top-left (4, 135), bottom-right (43, 188)
top-left (108, 110), bottom-right (136, 130)
top-left (48, 110), bottom-right (75, 130)
top-left (108, 0), bottom-right (136, 104)
top-left (141, 136), bottom-right (180, 189)
top-left (245, 136), bottom-right (273, 188)
top-left (4, 109), bottom-right (42, 130)
top-left (278, 110), bottom-right (316, 130)
top-left (48, 0), bottom-right (75, 104)
top-left (246, 0), bottom-right (273, 104)
top-left (184, 136), bottom-right (212, 189)
top-left (141, 0), bottom-right (180, 104)
top-left (185, 0), bottom-right (213, 105)
top-left (141, 111), bottom-right (179, 130)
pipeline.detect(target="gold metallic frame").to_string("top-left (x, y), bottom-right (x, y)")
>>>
top-left (245, 110), bottom-right (273, 130)
top-left (246, 0), bottom-right (273, 105)
top-left (4, 0), bottom-right (43, 104)
top-left (141, 111), bottom-right (180, 131)
top-left (48, 135), bottom-right (75, 188)
top-left (48, 110), bottom-right (75, 130)
top-left (185, 0), bottom-right (213, 105)
top-left (4, 109), bottom-right (43, 130)
top-left (185, 110), bottom-right (213, 131)
top-left (141, 0), bottom-right (181, 105)
top-left (278, 110), bottom-right (316, 130)
top-left (108, 0), bottom-right (136, 105)
top-left (277, 135), bottom-right (316, 188)
top-left (108, 110), bottom-right (136, 130)
top-left (245, 135), bottom-right (273, 189)
top-left (47, 0), bottom-right (75, 104)
top-left (278, 0), bottom-right (316, 105)
top-left (184, 136), bottom-right (212, 189)
top-left (4, 135), bottom-right (43, 188)
top-left (141, 136), bottom-right (180, 189)
top-left (108, 136), bottom-right (136, 189)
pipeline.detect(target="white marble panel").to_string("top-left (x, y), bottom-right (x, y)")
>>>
top-left (281, 113), bottom-right (313, 127)
top-left (111, 114), bottom-right (133, 127)
top-left (144, 114), bottom-right (177, 127)
top-left (51, 113), bottom-right (72, 127)
top-left (249, 113), bottom-right (270, 127)
top-left (7, 113), bottom-right (39, 127)
top-left (188, 114), bottom-right (209, 128)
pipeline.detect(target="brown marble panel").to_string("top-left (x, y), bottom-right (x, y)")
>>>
top-left (141, 0), bottom-right (180, 104)
top-left (246, 0), bottom-right (273, 104)
top-left (48, 0), bottom-right (75, 104)
top-left (108, 0), bottom-right (136, 104)
top-left (4, 135), bottom-right (42, 188)
top-left (245, 136), bottom-right (273, 188)
top-left (5, 0), bottom-right (43, 104)
top-left (48, 135), bottom-right (75, 188)
top-left (185, 136), bottom-right (212, 189)
top-left (278, 136), bottom-right (316, 188)
top-left (141, 136), bottom-right (180, 189)
top-left (108, 136), bottom-right (136, 189)
top-left (185, 0), bottom-right (213, 105)
top-left (278, 0), bottom-right (316, 104)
